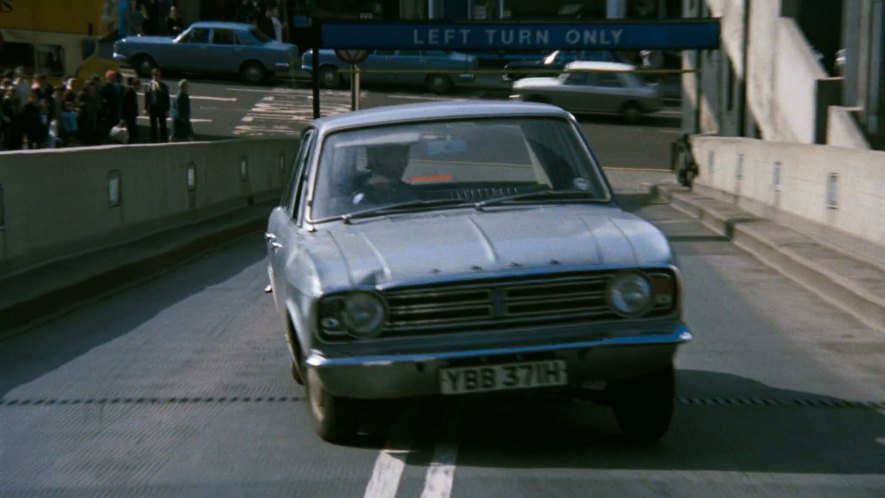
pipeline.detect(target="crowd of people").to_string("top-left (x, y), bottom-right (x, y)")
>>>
top-left (0, 66), bottom-right (193, 151)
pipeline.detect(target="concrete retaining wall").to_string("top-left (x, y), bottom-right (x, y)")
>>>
top-left (0, 138), bottom-right (297, 277)
top-left (691, 135), bottom-right (885, 259)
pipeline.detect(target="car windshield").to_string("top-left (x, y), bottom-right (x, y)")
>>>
top-left (310, 117), bottom-right (611, 221)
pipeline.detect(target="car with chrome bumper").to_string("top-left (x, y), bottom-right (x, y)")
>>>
top-left (265, 101), bottom-right (691, 444)
top-left (112, 21), bottom-right (299, 84)
top-left (511, 61), bottom-right (663, 122)
top-left (301, 48), bottom-right (477, 94)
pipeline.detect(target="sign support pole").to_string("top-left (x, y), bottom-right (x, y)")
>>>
top-left (352, 65), bottom-right (361, 111)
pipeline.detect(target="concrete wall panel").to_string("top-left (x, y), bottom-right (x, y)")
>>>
top-left (0, 138), bottom-right (296, 276)
top-left (691, 135), bottom-right (885, 249)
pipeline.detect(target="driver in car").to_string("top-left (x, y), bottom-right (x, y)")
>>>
top-left (352, 143), bottom-right (418, 206)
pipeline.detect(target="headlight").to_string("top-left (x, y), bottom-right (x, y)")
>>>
top-left (321, 292), bottom-right (386, 338)
top-left (607, 271), bottom-right (653, 317)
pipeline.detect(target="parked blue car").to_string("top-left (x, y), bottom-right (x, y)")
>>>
top-left (301, 49), bottom-right (478, 94)
top-left (113, 22), bottom-right (299, 84)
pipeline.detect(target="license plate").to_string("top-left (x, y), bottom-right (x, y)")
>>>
top-left (439, 360), bottom-right (567, 395)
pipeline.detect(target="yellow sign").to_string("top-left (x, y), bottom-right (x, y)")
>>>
top-left (0, 0), bottom-right (113, 36)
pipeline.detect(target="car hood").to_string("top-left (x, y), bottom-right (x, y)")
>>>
top-left (314, 206), bottom-right (672, 289)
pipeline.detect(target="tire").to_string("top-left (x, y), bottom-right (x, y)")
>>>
top-left (305, 367), bottom-right (359, 444)
top-left (241, 62), bottom-right (266, 84)
top-left (132, 56), bottom-right (156, 77)
top-left (607, 364), bottom-right (675, 443)
top-left (318, 65), bottom-right (342, 89)
top-left (620, 101), bottom-right (643, 123)
top-left (425, 74), bottom-right (453, 94)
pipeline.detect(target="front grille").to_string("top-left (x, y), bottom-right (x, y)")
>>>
top-left (381, 270), bottom-right (675, 336)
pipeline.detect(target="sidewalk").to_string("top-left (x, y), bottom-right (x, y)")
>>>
top-left (653, 182), bottom-right (885, 333)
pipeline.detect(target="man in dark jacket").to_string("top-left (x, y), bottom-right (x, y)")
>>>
top-left (121, 76), bottom-right (140, 143)
top-left (257, 7), bottom-right (275, 39)
top-left (144, 68), bottom-right (170, 143)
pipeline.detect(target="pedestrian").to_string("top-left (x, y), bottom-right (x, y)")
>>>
top-left (144, 68), bottom-right (170, 143)
top-left (1, 90), bottom-right (22, 150)
top-left (270, 6), bottom-right (285, 42)
top-left (165, 6), bottom-right (185, 37)
top-left (60, 100), bottom-right (79, 147)
top-left (121, 76), bottom-right (140, 143)
top-left (21, 89), bottom-right (48, 149)
top-left (77, 82), bottom-right (101, 146)
top-left (100, 70), bottom-right (121, 135)
top-left (0, 89), bottom-right (17, 150)
top-left (171, 79), bottom-right (193, 141)
top-left (257, 7), bottom-right (275, 39)
top-left (12, 66), bottom-right (31, 112)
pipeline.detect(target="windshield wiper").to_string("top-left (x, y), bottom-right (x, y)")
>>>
top-left (475, 190), bottom-right (607, 210)
top-left (341, 199), bottom-right (470, 223)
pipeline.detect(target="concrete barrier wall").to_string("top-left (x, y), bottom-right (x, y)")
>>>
top-left (0, 138), bottom-right (297, 276)
top-left (691, 135), bottom-right (885, 252)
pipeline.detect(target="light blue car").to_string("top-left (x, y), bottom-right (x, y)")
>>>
top-left (301, 48), bottom-right (478, 94)
top-left (113, 22), bottom-right (299, 84)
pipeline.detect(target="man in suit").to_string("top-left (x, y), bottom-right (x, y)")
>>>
top-left (144, 68), bottom-right (170, 143)
top-left (121, 76), bottom-right (140, 143)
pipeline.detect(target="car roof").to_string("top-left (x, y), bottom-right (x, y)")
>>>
top-left (311, 101), bottom-right (574, 134)
top-left (565, 61), bottom-right (636, 71)
top-left (188, 21), bottom-right (254, 30)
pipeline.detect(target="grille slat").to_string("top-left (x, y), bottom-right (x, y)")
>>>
top-left (381, 271), bottom-right (675, 335)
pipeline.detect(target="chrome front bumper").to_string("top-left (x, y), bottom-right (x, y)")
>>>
top-left (306, 323), bottom-right (691, 399)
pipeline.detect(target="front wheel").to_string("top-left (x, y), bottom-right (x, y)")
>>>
top-left (305, 368), bottom-right (359, 444)
top-left (318, 66), bottom-right (342, 89)
top-left (132, 56), bottom-right (156, 77)
top-left (241, 62), bottom-right (267, 84)
top-left (425, 74), bottom-right (453, 94)
top-left (620, 102), bottom-right (643, 123)
top-left (607, 364), bottom-right (675, 443)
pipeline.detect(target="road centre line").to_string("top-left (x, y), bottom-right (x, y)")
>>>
top-left (137, 116), bottom-right (212, 123)
top-left (364, 406), bottom-right (419, 498)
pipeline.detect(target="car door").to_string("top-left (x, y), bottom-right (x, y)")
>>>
top-left (392, 50), bottom-right (425, 85)
top-left (172, 27), bottom-right (212, 72)
top-left (208, 28), bottom-right (238, 74)
top-left (361, 49), bottom-right (396, 84)
top-left (591, 71), bottom-right (632, 112)
top-left (266, 129), bottom-right (315, 311)
top-left (553, 71), bottom-right (598, 111)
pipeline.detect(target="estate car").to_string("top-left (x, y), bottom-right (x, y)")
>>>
top-left (511, 61), bottom-right (663, 122)
top-left (266, 101), bottom-right (691, 444)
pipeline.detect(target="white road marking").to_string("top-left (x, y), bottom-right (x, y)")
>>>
top-left (233, 89), bottom-right (352, 137)
top-left (364, 406), bottom-right (418, 498)
top-left (136, 92), bottom-right (237, 102)
top-left (420, 404), bottom-right (462, 498)
top-left (137, 116), bottom-right (212, 123)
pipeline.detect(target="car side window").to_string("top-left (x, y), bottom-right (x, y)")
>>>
top-left (289, 130), bottom-right (315, 223)
top-left (235, 31), bottom-right (258, 45)
top-left (213, 29), bottom-right (236, 45)
top-left (565, 72), bottom-right (589, 85)
top-left (184, 28), bottom-right (210, 44)
top-left (597, 73), bottom-right (624, 87)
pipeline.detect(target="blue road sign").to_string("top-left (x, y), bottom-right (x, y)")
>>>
top-left (319, 20), bottom-right (720, 51)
